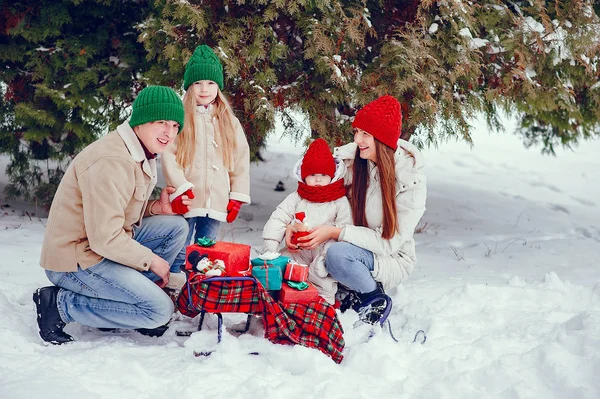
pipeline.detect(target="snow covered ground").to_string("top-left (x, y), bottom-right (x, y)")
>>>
top-left (1, 117), bottom-right (599, 399)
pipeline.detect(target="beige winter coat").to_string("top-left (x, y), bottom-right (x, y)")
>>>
top-left (161, 105), bottom-right (251, 221)
top-left (333, 139), bottom-right (427, 290)
top-left (40, 122), bottom-right (157, 272)
top-left (262, 159), bottom-right (352, 303)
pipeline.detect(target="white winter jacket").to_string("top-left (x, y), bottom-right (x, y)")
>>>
top-left (262, 158), bottom-right (352, 303)
top-left (333, 139), bottom-right (427, 290)
top-left (162, 105), bottom-right (251, 221)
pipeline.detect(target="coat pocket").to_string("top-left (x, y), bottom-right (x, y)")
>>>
top-left (125, 185), bottom-right (148, 223)
top-left (396, 171), bottom-right (426, 207)
top-left (133, 185), bottom-right (147, 201)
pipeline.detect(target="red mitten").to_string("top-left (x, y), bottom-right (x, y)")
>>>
top-left (226, 199), bottom-right (243, 223)
top-left (171, 189), bottom-right (195, 214)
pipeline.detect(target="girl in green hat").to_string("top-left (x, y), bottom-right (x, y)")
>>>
top-left (162, 45), bottom-right (251, 271)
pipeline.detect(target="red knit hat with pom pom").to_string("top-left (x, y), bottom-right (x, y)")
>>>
top-left (352, 95), bottom-right (402, 150)
top-left (301, 138), bottom-right (336, 180)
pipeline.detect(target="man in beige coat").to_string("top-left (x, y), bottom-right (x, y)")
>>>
top-left (33, 86), bottom-right (192, 344)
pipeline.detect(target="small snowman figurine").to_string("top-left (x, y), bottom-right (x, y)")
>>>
top-left (195, 256), bottom-right (225, 277)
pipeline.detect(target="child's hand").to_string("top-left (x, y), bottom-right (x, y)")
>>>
top-left (226, 199), bottom-right (243, 223)
top-left (150, 186), bottom-right (192, 216)
top-left (285, 223), bottom-right (299, 252)
top-left (171, 189), bottom-right (194, 214)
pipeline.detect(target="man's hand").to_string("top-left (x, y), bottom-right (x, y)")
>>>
top-left (148, 254), bottom-right (170, 288)
top-left (171, 188), bottom-right (194, 214)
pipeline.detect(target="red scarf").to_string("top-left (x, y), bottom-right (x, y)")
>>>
top-left (297, 179), bottom-right (346, 203)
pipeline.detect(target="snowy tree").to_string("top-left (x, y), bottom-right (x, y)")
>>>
top-left (0, 0), bottom-right (151, 207)
top-left (362, 0), bottom-right (600, 153)
top-left (138, 0), bottom-right (372, 150)
top-left (1, 0), bottom-right (599, 205)
top-left (141, 0), bottom-right (600, 153)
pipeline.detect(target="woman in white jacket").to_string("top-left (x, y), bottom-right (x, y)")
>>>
top-left (290, 95), bottom-right (427, 325)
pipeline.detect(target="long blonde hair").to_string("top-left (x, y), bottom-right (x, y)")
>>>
top-left (176, 89), bottom-right (238, 171)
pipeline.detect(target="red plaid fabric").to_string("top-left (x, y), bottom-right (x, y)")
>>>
top-left (260, 289), bottom-right (345, 364)
top-left (177, 274), bottom-right (262, 317)
top-left (177, 272), bottom-right (345, 363)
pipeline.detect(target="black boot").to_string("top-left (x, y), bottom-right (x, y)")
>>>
top-left (356, 284), bottom-right (392, 325)
top-left (339, 290), bottom-right (362, 313)
top-left (96, 325), bottom-right (169, 336)
top-left (357, 284), bottom-right (385, 304)
top-left (339, 284), bottom-right (384, 313)
top-left (136, 323), bottom-right (170, 337)
top-left (33, 287), bottom-right (74, 345)
top-left (98, 323), bottom-right (170, 337)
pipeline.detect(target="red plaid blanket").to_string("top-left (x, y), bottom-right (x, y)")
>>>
top-left (178, 275), bottom-right (261, 316)
top-left (259, 288), bottom-right (345, 363)
top-left (177, 274), bottom-right (345, 363)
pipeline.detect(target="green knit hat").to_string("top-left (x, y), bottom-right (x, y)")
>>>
top-left (183, 45), bottom-right (224, 90)
top-left (129, 86), bottom-right (184, 133)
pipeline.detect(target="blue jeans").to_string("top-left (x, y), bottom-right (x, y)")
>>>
top-left (172, 216), bottom-right (221, 271)
top-left (45, 215), bottom-right (188, 329)
top-left (325, 242), bottom-right (377, 294)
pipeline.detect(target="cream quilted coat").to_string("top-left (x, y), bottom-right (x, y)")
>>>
top-left (333, 139), bottom-right (427, 290)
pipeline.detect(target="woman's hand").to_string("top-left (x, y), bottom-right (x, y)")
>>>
top-left (296, 225), bottom-right (342, 250)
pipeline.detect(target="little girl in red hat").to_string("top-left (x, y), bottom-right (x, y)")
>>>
top-left (261, 138), bottom-right (352, 304)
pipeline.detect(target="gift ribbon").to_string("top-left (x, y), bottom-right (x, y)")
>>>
top-left (287, 281), bottom-right (309, 290)
top-left (260, 260), bottom-right (270, 289)
top-left (196, 237), bottom-right (216, 247)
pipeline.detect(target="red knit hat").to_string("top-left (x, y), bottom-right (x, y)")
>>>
top-left (301, 138), bottom-right (336, 180)
top-left (352, 95), bottom-right (402, 150)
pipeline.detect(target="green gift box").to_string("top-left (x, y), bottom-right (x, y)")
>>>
top-left (250, 255), bottom-right (289, 274)
top-left (251, 264), bottom-right (283, 291)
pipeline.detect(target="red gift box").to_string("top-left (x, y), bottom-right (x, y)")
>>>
top-left (185, 242), bottom-right (251, 276)
top-left (284, 261), bottom-right (309, 283)
top-left (279, 282), bottom-right (319, 304)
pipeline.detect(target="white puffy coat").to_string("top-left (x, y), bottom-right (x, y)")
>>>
top-left (333, 139), bottom-right (427, 291)
top-left (262, 158), bottom-right (352, 303)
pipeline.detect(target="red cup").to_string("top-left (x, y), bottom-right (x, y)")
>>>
top-left (291, 231), bottom-right (310, 245)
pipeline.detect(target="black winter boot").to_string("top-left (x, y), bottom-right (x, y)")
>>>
top-left (356, 284), bottom-right (392, 325)
top-left (338, 289), bottom-right (361, 313)
top-left (357, 284), bottom-right (384, 304)
top-left (96, 324), bottom-right (169, 336)
top-left (136, 324), bottom-right (170, 337)
top-left (33, 287), bottom-right (74, 345)
top-left (339, 284), bottom-right (385, 314)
